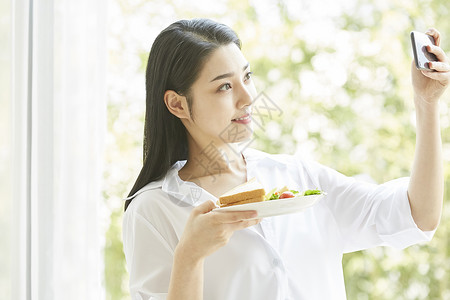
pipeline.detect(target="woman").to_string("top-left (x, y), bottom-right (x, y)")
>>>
top-left (123, 18), bottom-right (449, 299)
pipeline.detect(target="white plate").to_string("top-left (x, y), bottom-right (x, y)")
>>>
top-left (213, 193), bottom-right (326, 219)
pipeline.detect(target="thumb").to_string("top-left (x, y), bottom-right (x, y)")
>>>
top-left (193, 200), bottom-right (217, 214)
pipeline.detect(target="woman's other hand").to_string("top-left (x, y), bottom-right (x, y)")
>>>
top-left (176, 200), bottom-right (261, 264)
top-left (411, 28), bottom-right (450, 104)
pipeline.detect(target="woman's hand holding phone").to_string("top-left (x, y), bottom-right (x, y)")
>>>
top-left (411, 28), bottom-right (450, 104)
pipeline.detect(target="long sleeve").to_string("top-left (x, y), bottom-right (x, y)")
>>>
top-left (123, 209), bottom-right (172, 300)
top-left (298, 158), bottom-right (435, 253)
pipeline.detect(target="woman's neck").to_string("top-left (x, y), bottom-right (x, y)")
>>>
top-left (179, 137), bottom-right (247, 182)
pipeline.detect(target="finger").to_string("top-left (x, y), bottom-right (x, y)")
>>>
top-left (426, 28), bottom-right (441, 46)
top-left (428, 61), bottom-right (450, 72)
top-left (227, 218), bottom-right (262, 231)
top-left (212, 210), bottom-right (258, 223)
top-left (193, 200), bottom-right (217, 215)
top-left (421, 69), bottom-right (449, 82)
top-left (426, 45), bottom-right (448, 62)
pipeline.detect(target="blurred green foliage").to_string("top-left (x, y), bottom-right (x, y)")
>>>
top-left (104, 0), bottom-right (450, 299)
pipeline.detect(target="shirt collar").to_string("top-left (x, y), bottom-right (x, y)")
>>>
top-left (162, 160), bottom-right (208, 206)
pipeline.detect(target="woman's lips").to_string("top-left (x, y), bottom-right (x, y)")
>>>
top-left (232, 113), bottom-right (251, 124)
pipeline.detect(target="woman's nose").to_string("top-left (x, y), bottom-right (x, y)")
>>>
top-left (236, 83), bottom-right (254, 108)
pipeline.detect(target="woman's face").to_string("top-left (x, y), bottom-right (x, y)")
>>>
top-left (182, 43), bottom-right (257, 145)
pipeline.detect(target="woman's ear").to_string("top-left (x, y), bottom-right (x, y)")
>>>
top-left (163, 90), bottom-right (191, 120)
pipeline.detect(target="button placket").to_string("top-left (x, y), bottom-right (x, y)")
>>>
top-left (259, 218), bottom-right (288, 298)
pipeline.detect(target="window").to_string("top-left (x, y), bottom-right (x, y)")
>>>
top-left (2, 1), bottom-right (106, 298)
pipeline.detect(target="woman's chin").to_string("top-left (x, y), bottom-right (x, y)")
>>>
top-left (229, 133), bottom-right (254, 145)
top-left (218, 122), bottom-right (254, 143)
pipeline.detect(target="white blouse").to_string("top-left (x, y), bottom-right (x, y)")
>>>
top-left (122, 147), bottom-right (435, 300)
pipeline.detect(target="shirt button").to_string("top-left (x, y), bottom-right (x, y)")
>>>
top-left (272, 258), bottom-right (280, 267)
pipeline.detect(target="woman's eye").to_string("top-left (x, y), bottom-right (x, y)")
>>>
top-left (218, 72), bottom-right (253, 92)
top-left (219, 83), bottom-right (232, 91)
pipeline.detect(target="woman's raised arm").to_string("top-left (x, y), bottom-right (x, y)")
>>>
top-left (408, 28), bottom-right (449, 231)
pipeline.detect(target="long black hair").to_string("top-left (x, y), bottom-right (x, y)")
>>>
top-left (125, 19), bottom-right (242, 211)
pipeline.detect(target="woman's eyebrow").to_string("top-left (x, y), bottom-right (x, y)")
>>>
top-left (209, 62), bottom-right (250, 82)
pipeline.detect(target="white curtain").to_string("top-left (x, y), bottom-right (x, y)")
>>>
top-left (2, 0), bottom-right (106, 299)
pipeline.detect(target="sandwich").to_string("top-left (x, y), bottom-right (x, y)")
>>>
top-left (217, 178), bottom-right (324, 208)
top-left (218, 178), bottom-right (266, 208)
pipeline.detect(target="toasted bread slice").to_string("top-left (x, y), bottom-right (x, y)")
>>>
top-left (219, 178), bottom-right (265, 205)
top-left (220, 195), bottom-right (265, 207)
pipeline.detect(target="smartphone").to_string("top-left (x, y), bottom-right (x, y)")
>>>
top-left (410, 31), bottom-right (438, 70)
